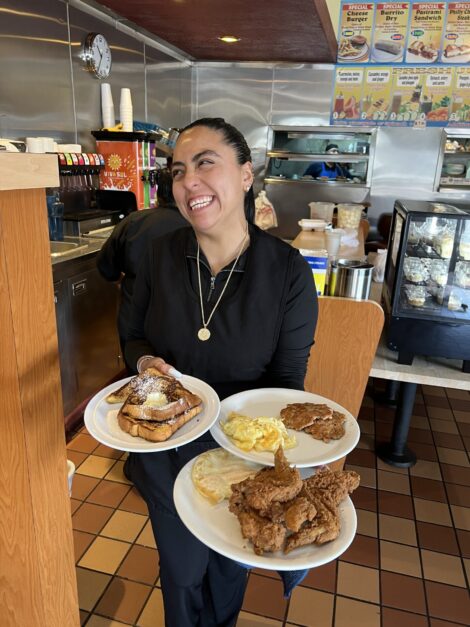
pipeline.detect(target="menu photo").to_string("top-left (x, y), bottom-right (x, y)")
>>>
top-left (419, 67), bottom-right (453, 124)
top-left (440, 2), bottom-right (470, 64)
top-left (405, 2), bottom-right (446, 64)
top-left (386, 67), bottom-right (425, 123)
top-left (337, 2), bottom-right (375, 63)
top-left (449, 67), bottom-right (470, 125)
top-left (371, 2), bottom-right (410, 64)
top-left (331, 68), bottom-right (364, 123)
top-left (361, 67), bottom-right (393, 121)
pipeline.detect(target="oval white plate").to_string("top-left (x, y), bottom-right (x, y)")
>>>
top-left (210, 388), bottom-right (360, 468)
top-left (174, 455), bottom-right (357, 571)
top-left (84, 375), bottom-right (220, 452)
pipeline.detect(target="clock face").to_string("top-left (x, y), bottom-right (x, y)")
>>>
top-left (84, 33), bottom-right (112, 79)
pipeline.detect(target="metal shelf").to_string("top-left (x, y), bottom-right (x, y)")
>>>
top-left (267, 151), bottom-right (369, 162)
top-left (264, 176), bottom-right (367, 189)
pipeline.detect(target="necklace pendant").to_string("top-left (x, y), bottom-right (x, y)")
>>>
top-left (198, 327), bottom-right (211, 341)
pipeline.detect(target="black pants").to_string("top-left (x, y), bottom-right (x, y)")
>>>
top-left (126, 442), bottom-right (248, 627)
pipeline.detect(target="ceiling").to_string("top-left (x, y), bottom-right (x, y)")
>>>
top-left (97, 0), bottom-right (337, 63)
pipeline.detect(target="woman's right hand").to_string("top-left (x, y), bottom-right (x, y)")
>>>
top-left (137, 355), bottom-right (183, 379)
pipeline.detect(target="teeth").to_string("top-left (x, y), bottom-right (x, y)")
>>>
top-left (189, 196), bottom-right (212, 210)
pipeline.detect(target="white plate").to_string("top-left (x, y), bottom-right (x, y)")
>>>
top-left (84, 375), bottom-right (220, 452)
top-left (210, 388), bottom-right (360, 468)
top-left (298, 219), bottom-right (328, 231)
top-left (371, 45), bottom-right (404, 63)
top-left (405, 49), bottom-right (438, 64)
top-left (174, 456), bottom-right (357, 571)
top-left (338, 43), bottom-right (369, 62)
top-left (441, 52), bottom-right (470, 64)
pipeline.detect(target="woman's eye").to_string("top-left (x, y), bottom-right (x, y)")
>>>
top-left (172, 169), bottom-right (183, 179)
top-left (198, 159), bottom-right (213, 167)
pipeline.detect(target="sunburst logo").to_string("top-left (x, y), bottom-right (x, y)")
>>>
top-left (108, 154), bottom-right (122, 170)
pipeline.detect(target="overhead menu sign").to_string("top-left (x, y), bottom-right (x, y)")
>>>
top-left (441, 3), bottom-right (470, 63)
top-left (371, 3), bottom-right (410, 63)
top-left (337, 3), bottom-right (375, 63)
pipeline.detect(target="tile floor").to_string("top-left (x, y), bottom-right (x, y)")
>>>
top-left (67, 380), bottom-right (470, 627)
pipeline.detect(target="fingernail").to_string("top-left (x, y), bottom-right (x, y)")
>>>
top-left (168, 367), bottom-right (183, 379)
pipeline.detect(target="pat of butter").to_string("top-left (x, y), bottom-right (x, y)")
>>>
top-left (143, 392), bottom-right (168, 407)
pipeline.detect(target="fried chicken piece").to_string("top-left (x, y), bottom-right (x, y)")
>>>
top-left (280, 403), bottom-right (333, 430)
top-left (284, 498), bottom-right (340, 553)
top-left (303, 467), bottom-right (360, 507)
top-left (233, 447), bottom-right (302, 511)
top-left (284, 496), bottom-right (317, 532)
top-left (304, 410), bottom-right (346, 443)
top-left (237, 511), bottom-right (286, 555)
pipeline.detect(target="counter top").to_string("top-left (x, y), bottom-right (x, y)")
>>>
top-left (50, 237), bottom-right (104, 265)
top-left (291, 227), bottom-right (365, 260)
top-left (0, 153), bottom-right (59, 191)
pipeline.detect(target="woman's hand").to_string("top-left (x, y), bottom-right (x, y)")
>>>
top-left (137, 355), bottom-right (183, 379)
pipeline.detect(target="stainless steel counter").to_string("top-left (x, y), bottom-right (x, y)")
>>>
top-left (50, 236), bottom-right (104, 265)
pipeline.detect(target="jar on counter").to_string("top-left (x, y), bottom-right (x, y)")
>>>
top-left (336, 203), bottom-right (363, 230)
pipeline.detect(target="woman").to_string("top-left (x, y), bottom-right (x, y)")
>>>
top-left (125, 118), bottom-right (318, 626)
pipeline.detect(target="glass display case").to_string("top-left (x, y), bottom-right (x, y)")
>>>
top-left (264, 126), bottom-right (376, 239)
top-left (383, 199), bottom-right (470, 373)
top-left (435, 129), bottom-right (470, 193)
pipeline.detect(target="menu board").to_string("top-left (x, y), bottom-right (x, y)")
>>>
top-left (405, 3), bottom-right (446, 64)
top-left (371, 3), bottom-right (410, 63)
top-left (337, 3), bottom-right (375, 63)
top-left (449, 67), bottom-right (470, 124)
top-left (441, 2), bottom-right (470, 64)
top-left (420, 67), bottom-right (453, 123)
top-left (332, 68), bottom-right (364, 121)
top-left (361, 68), bottom-right (393, 121)
top-left (388, 67), bottom-right (425, 122)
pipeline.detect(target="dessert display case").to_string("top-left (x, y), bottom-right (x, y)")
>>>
top-left (264, 126), bottom-right (376, 239)
top-left (435, 130), bottom-right (470, 194)
top-left (382, 199), bottom-right (470, 373)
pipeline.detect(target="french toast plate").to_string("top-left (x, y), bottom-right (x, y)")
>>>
top-left (210, 388), bottom-right (360, 468)
top-left (84, 375), bottom-right (220, 452)
top-left (174, 456), bottom-right (357, 571)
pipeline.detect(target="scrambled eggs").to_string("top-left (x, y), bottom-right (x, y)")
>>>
top-left (221, 412), bottom-right (297, 452)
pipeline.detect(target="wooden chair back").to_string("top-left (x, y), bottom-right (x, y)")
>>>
top-left (304, 296), bottom-right (384, 469)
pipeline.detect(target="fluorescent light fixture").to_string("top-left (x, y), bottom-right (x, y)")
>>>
top-left (218, 35), bottom-right (240, 43)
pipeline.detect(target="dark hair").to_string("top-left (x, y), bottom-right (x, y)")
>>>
top-left (325, 143), bottom-right (339, 152)
top-left (156, 168), bottom-right (175, 206)
top-left (179, 117), bottom-right (255, 223)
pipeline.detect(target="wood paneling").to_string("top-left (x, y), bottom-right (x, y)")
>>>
top-left (0, 188), bottom-right (79, 627)
top-left (0, 154), bottom-right (59, 191)
top-left (99, 0), bottom-right (337, 62)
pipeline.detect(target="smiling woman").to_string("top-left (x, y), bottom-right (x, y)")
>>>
top-left (123, 117), bottom-right (318, 627)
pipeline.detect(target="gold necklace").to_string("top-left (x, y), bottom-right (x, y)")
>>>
top-left (196, 228), bottom-right (248, 341)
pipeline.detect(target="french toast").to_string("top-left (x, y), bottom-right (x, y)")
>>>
top-left (113, 368), bottom-right (203, 442)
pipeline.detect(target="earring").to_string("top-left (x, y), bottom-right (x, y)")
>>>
top-left (245, 186), bottom-right (250, 192)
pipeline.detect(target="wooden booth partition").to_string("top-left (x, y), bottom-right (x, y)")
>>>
top-left (0, 155), bottom-right (79, 627)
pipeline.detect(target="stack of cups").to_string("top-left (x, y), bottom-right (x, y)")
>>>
top-left (120, 88), bottom-right (133, 132)
top-left (101, 83), bottom-right (115, 129)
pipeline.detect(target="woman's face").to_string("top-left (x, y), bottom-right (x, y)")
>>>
top-left (171, 126), bottom-right (253, 234)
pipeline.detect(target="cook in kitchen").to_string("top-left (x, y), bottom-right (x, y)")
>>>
top-left (304, 143), bottom-right (353, 180)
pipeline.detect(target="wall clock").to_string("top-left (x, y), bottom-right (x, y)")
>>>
top-left (83, 32), bottom-right (112, 79)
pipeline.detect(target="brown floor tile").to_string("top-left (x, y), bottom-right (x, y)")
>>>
top-left (456, 529), bottom-right (470, 558)
top-left (455, 411), bottom-right (470, 426)
top-left (340, 534), bottom-right (379, 568)
top-left (251, 568), bottom-right (277, 580)
top-left (87, 617), bottom-right (130, 627)
top-left (239, 612), bottom-right (282, 626)
top-left (242, 574), bottom-right (288, 620)
top-left (375, 421), bottom-right (393, 440)
top-left (93, 443), bottom-right (122, 459)
top-left (70, 499), bottom-right (82, 515)
top-left (136, 587), bottom-right (165, 627)
top-left (77, 455), bottom-right (118, 479)
top-left (375, 406), bottom-right (397, 423)
top-left (68, 433), bottom-right (99, 454)
top-left (423, 385), bottom-right (447, 397)
top-left (446, 483), bottom-right (470, 508)
top-left (67, 450), bottom-right (88, 469)
top-left (345, 464), bottom-right (376, 489)
top-left (358, 419), bottom-right (375, 435)
top-left (378, 490), bottom-right (415, 519)
top-left (437, 447), bottom-right (469, 468)
top-left (407, 427), bottom-right (434, 445)
top-left (410, 415), bottom-right (430, 430)
top-left (446, 389), bottom-right (470, 400)
top-left (410, 460), bottom-right (442, 481)
top-left (382, 607), bottom-right (429, 627)
top-left (72, 475), bottom-right (101, 501)
top-left (95, 577), bottom-right (151, 624)
top-left (412, 403), bottom-right (428, 417)
top-left (135, 521), bottom-right (156, 549)
top-left (76, 567), bottom-right (111, 612)
top-left (411, 442), bottom-right (438, 462)
top-left (347, 448), bottom-right (377, 468)
top-left (425, 580), bottom-right (470, 624)
top-left (377, 458), bottom-right (409, 475)
top-left (414, 498), bottom-right (452, 527)
top-left (416, 522), bottom-right (460, 556)
top-left (117, 545), bottom-right (159, 585)
top-left (359, 406), bottom-right (375, 420)
top-left (433, 432), bottom-right (465, 450)
top-left (424, 395), bottom-right (450, 408)
top-left (463, 435), bottom-right (470, 451)
top-left (79, 610), bottom-right (88, 626)
top-left (352, 486), bottom-right (378, 512)
top-left (337, 562), bottom-right (380, 603)
top-left (86, 481), bottom-right (131, 508)
top-left (287, 587), bottom-right (334, 626)
top-left (421, 550), bottom-right (466, 587)
top-left (440, 463), bottom-right (470, 487)
top-left (451, 504), bottom-right (470, 530)
top-left (380, 541), bottom-right (422, 577)
top-left (73, 503), bottom-right (114, 534)
top-left (300, 560), bottom-right (336, 593)
top-left (379, 514), bottom-right (417, 546)
top-left (411, 476), bottom-right (447, 503)
top-left (73, 530), bottom-right (96, 562)
top-left (334, 596), bottom-right (380, 627)
top-left (79, 536), bottom-right (130, 574)
top-left (429, 418), bottom-right (459, 435)
top-left (458, 422), bottom-right (470, 436)
top-left (378, 470), bottom-right (411, 495)
top-left (100, 510), bottom-right (147, 543)
top-left (426, 407), bottom-right (454, 421)
top-left (356, 508), bottom-right (378, 537)
top-left (380, 572), bottom-right (426, 614)
top-left (119, 487), bottom-right (149, 515)
top-left (430, 620), bottom-right (468, 627)
top-left (449, 398), bottom-right (470, 412)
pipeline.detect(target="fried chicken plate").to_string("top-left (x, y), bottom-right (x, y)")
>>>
top-left (229, 448), bottom-right (359, 556)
